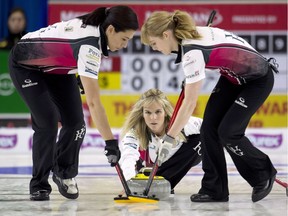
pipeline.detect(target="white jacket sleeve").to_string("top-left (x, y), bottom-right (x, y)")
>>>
top-left (183, 116), bottom-right (203, 136)
top-left (77, 45), bottom-right (101, 79)
top-left (119, 130), bottom-right (140, 180)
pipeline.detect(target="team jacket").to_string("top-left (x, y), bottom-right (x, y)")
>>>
top-left (175, 27), bottom-right (270, 85)
top-left (119, 116), bottom-right (202, 180)
top-left (12, 18), bottom-right (108, 79)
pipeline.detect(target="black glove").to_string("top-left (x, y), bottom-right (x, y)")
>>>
top-left (104, 139), bottom-right (121, 167)
top-left (76, 75), bottom-right (85, 94)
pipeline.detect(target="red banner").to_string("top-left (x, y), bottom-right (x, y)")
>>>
top-left (49, 2), bottom-right (287, 30)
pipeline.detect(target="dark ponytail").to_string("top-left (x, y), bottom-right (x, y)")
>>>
top-left (78, 7), bottom-right (106, 27)
top-left (78, 5), bottom-right (138, 32)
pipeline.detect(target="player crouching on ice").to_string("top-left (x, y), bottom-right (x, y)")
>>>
top-left (119, 88), bottom-right (202, 198)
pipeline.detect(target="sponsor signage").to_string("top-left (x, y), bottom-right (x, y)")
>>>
top-left (79, 94), bottom-right (287, 128)
top-left (246, 133), bottom-right (282, 148)
top-left (0, 134), bottom-right (17, 149)
top-left (48, 3), bottom-right (286, 30)
top-left (0, 128), bottom-right (285, 154)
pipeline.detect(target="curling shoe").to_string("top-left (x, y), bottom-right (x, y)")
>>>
top-left (252, 175), bottom-right (275, 202)
top-left (30, 190), bottom-right (50, 201)
top-left (53, 174), bottom-right (79, 199)
top-left (190, 193), bottom-right (228, 202)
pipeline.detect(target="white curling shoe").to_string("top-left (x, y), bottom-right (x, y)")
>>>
top-left (53, 174), bottom-right (79, 199)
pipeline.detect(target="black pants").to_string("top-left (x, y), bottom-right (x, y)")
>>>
top-left (199, 69), bottom-right (277, 199)
top-left (157, 134), bottom-right (202, 189)
top-left (9, 50), bottom-right (85, 194)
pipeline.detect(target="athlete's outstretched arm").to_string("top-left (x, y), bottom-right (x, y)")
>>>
top-left (167, 80), bottom-right (202, 138)
top-left (80, 75), bottom-right (114, 140)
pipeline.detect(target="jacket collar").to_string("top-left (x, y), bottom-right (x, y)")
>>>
top-left (173, 44), bottom-right (182, 64)
top-left (99, 26), bottom-right (109, 57)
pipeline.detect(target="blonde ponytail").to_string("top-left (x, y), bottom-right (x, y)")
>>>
top-left (141, 10), bottom-right (201, 45)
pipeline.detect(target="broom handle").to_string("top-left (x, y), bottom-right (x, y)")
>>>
top-left (115, 163), bottom-right (132, 196)
top-left (206, 10), bottom-right (216, 27)
top-left (275, 178), bottom-right (288, 188)
top-left (143, 158), bottom-right (159, 196)
top-left (169, 87), bottom-right (185, 129)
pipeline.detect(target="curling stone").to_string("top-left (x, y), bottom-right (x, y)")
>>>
top-left (127, 167), bottom-right (171, 200)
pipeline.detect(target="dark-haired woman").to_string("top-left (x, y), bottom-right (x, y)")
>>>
top-left (9, 5), bottom-right (139, 201)
top-left (0, 7), bottom-right (27, 49)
